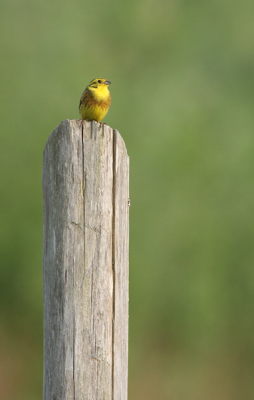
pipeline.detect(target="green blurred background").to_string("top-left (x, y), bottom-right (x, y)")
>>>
top-left (1, 0), bottom-right (254, 398)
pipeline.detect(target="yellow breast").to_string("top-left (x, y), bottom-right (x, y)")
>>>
top-left (79, 88), bottom-right (111, 122)
top-left (80, 101), bottom-right (110, 122)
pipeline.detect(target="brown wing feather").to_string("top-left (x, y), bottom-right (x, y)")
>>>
top-left (79, 88), bottom-right (91, 110)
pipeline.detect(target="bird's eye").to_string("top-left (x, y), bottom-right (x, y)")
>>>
top-left (98, 80), bottom-right (102, 83)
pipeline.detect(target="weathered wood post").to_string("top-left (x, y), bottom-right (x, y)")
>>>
top-left (42, 120), bottom-right (129, 400)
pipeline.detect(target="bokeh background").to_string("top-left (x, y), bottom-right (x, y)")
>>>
top-left (1, 0), bottom-right (254, 399)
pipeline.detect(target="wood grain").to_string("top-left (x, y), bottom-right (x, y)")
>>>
top-left (42, 120), bottom-right (129, 400)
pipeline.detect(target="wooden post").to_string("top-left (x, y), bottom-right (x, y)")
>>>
top-left (42, 120), bottom-right (129, 400)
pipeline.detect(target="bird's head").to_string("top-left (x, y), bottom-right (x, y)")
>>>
top-left (87, 78), bottom-right (111, 101)
top-left (88, 78), bottom-right (111, 89)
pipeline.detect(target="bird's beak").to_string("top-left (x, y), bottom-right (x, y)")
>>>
top-left (105, 80), bottom-right (111, 85)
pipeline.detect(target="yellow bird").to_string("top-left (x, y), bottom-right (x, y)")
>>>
top-left (79, 78), bottom-right (111, 122)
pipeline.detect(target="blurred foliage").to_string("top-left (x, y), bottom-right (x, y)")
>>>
top-left (1, 0), bottom-right (254, 398)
